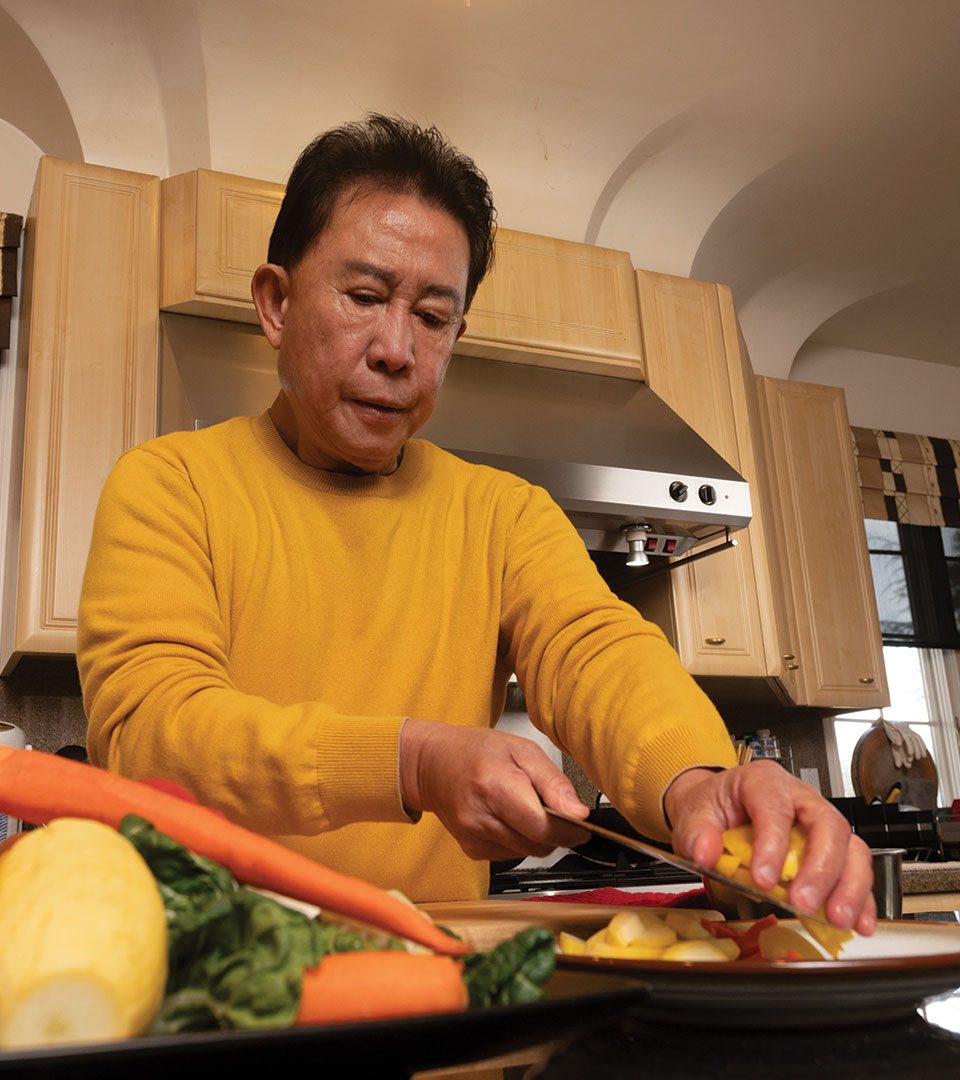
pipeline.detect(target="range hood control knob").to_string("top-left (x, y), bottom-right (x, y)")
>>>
top-left (669, 481), bottom-right (688, 502)
top-left (698, 484), bottom-right (718, 505)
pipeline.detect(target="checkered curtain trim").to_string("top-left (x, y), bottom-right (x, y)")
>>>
top-left (851, 427), bottom-right (960, 527)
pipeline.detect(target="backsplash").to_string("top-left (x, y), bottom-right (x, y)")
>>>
top-left (0, 657), bottom-right (87, 754)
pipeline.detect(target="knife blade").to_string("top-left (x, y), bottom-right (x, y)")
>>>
top-left (545, 807), bottom-right (832, 928)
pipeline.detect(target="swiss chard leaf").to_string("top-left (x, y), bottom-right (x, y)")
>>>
top-left (121, 815), bottom-right (323, 1032)
top-left (461, 926), bottom-right (555, 1007)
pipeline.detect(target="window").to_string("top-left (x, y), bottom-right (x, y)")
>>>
top-left (826, 647), bottom-right (960, 805)
top-left (865, 522), bottom-right (960, 649)
top-left (825, 522), bottom-right (960, 804)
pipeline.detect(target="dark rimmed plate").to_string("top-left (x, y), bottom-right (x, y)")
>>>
top-left (557, 918), bottom-right (960, 1027)
top-left (0, 968), bottom-right (648, 1078)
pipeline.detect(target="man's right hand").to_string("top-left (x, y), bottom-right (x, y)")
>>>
top-left (398, 719), bottom-right (590, 861)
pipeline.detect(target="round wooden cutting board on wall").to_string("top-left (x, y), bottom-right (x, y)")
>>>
top-left (850, 725), bottom-right (938, 804)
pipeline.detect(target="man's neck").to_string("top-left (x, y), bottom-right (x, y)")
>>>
top-left (267, 393), bottom-right (403, 476)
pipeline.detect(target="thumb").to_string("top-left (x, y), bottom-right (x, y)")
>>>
top-left (531, 764), bottom-right (589, 819)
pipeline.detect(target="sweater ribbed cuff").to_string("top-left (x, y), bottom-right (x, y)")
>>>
top-left (632, 726), bottom-right (738, 840)
top-left (314, 714), bottom-right (411, 826)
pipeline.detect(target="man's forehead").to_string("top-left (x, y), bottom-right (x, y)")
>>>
top-left (300, 183), bottom-right (468, 291)
top-left (322, 181), bottom-right (467, 250)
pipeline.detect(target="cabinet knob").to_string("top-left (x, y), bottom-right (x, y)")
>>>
top-left (787, 663), bottom-right (799, 671)
top-left (859, 676), bottom-right (875, 685)
top-left (705, 637), bottom-right (726, 646)
top-left (782, 653), bottom-right (795, 661)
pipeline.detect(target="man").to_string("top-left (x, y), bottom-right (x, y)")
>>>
top-left (78, 115), bottom-right (874, 934)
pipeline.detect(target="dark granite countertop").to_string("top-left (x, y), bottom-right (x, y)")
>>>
top-left (904, 861), bottom-right (960, 894)
top-left (539, 1006), bottom-right (960, 1079)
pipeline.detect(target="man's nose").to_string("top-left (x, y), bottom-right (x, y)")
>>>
top-left (368, 302), bottom-right (414, 373)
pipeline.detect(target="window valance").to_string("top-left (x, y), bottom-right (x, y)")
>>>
top-left (852, 427), bottom-right (960, 528)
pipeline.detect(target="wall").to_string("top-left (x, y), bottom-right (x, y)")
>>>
top-left (0, 657), bottom-right (86, 753)
top-left (791, 342), bottom-right (960, 441)
top-left (717, 704), bottom-right (833, 798)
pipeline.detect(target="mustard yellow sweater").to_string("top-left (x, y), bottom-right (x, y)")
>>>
top-left (78, 413), bottom-right (735, 900)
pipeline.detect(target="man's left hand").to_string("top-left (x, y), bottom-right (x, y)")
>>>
top-left (664, 760), bottom-right (877, 935)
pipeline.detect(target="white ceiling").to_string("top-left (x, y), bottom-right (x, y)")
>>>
top-left (2, 0), bottom-right (959, 378)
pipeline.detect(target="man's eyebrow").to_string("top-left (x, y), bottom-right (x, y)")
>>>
top-left (343, 261), bottom-right (463, 304)
top-left (344, 260), bottom-right (396, 285)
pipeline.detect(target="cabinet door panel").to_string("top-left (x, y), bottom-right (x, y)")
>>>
top-left (194, 170), bottom-right (283, 302)
top-left (455, 228), bottom-right (645, 377)
top-left (636, 273), bottom-right (738, 465)
top-left (6, 158), bottom-right (158, 669)
top-left (757, 378), bottom-right (888, 708)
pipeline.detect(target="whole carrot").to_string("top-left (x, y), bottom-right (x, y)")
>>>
top-left (295, 951), bottom-right (467, 1025)
top-left (0, 746), bottom-right (466, 956)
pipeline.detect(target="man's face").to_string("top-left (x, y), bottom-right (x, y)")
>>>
top-left (267, 185), bottom-right (471, 474)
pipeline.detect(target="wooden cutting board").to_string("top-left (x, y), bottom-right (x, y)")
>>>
top-left (850, 725), bottom-right (938, 804)
top-left (418, 899), bottom-right (723, 951)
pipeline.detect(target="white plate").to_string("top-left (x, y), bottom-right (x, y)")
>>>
top-left (557, 918), bottom-right (960, 1027)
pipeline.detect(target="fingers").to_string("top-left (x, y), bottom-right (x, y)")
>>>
top-left (737, 763), bottom-right (799, 890)
top-left (407, 720), bottom-right (589, 861)
top-left (665, 760), bottom-right (877, 935)
top-left (790, 825), bottom-right (876, 933)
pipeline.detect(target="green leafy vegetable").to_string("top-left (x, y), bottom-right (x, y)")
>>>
top-left (461, 926), bottom-right (556, 1007)
top-left (120, 815), bottom-right (402, 1032)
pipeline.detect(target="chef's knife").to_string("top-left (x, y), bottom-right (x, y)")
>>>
top-left (545, 807), bottom-right (832, 928)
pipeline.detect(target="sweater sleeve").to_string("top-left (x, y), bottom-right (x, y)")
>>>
top-left (77, 447), bottom-right (410, 835)
top-left (498, 483), bottom-right (737, 842)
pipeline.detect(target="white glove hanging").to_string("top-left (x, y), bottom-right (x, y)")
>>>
top-left (877, 718), bottom-right (929, 770)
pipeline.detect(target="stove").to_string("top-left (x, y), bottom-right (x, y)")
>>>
top-left (489, 849), bottom-right (701, 895)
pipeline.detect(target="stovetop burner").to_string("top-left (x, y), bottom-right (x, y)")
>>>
top-left (489, 850), bottom-right (701, 895)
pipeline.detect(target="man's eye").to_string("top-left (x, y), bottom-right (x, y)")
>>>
top-left (417, 311), bottom-right (446, 328)
top-left (350, 292), bottom-right (381, 306)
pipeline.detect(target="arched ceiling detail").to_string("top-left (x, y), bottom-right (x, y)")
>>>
top-left (141, 0), bottom-right (211, 174)
top-left (0, 5), bottom-right (82, 160)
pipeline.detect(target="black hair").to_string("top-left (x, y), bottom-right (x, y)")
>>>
top-left (267, 113), bottom-right (496, 311)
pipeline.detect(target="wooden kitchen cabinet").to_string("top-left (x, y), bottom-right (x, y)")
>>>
top-left (456, 228), bottom-right (645, 378)
top-left (755, 376), bottom-right (888, 710)
top-left (625, 271), bottom-right (799, 705)
top-left (160, 168), bottom-right (284, 323)
top-left (159, 171), bottom-right (644, 377)
top-left (0, 158), bottom-right (159, 674)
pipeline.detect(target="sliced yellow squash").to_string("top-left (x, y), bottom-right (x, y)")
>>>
top-left (0, 818), bottom-right (168, 1049)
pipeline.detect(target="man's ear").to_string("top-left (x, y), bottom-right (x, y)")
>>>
top-left (251, 263), bottom-right (289, 349)
top-left (456, 318), bottom-right (467, 341)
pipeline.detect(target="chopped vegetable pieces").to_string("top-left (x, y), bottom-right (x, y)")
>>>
top-left (757, 926), bottom-right (826, 962)
top-left (716, 823), bottom-right (853, 959)
top-left (555, 907), bottom-right (843, 965)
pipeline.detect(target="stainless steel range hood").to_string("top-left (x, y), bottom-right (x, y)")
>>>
top-left (418, 354), bottom-right (751, 560)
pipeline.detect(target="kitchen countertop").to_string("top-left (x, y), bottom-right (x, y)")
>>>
top-left (535, 1007), bottom-right (960, 1079)
top-left (904, 861), bottom-right (960, 894)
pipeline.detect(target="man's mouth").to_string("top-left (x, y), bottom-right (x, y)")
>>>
top-left (356, 399), bottom-right (408, 410)
top-left (353, 399), bottom-right (408, 416)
